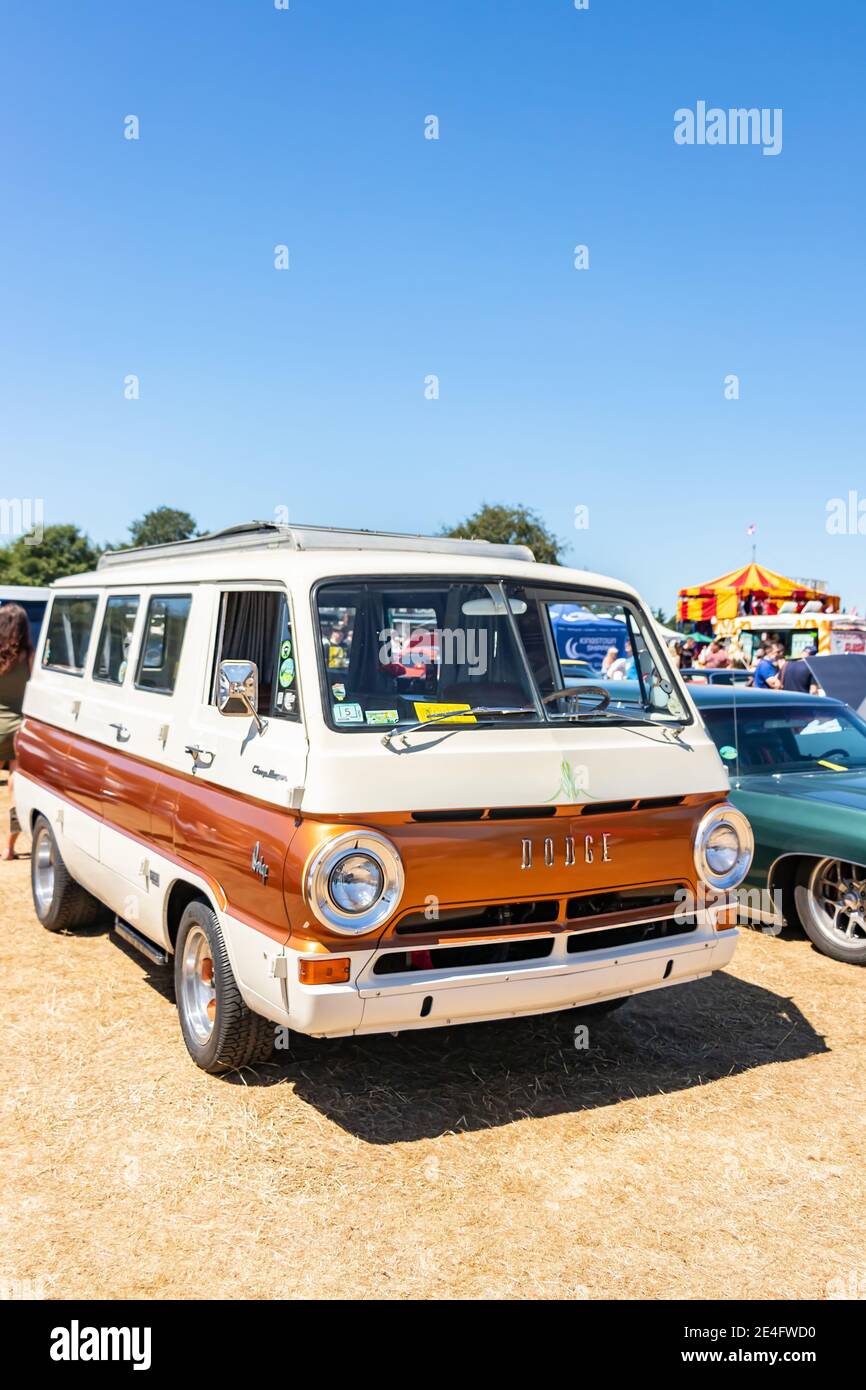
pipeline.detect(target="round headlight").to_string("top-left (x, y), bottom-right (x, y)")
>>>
top-left (305, 831), bottom-right (404, 935)
top-left (694, 805), bottom-right (753, 891)
top-left (329, 854), bottom-right (385, 914)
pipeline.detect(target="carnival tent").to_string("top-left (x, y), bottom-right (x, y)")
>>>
top-left (677, 562), bottom-right (839, 624)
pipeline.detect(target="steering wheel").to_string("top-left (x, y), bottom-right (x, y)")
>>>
top-left (815, 747), bottom-right (849, 763)
top-left (541, 684), bottom-right (611, 711)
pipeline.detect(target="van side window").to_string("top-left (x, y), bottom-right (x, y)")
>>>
top-left (212, 591), bottom-right (300, 721)
top-left (136, 595), bottom-right (192, 694)
top-left (93, 595), bottom-right (139, 684)
top-left (42, 596), bottom-right (99, 674)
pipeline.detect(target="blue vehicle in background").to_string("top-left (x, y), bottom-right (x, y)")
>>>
top-left (0, 586), bottom-right (50, 644)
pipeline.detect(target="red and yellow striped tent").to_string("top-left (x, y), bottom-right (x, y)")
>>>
top-left (677, 563), bottom-right (838, 624)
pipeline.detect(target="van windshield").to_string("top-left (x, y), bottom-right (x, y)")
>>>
top-left (314, 580), bottom-right (687, 730)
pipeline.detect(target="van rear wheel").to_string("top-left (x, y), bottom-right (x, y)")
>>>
top-left (174, 900), bottom-right (275, 1073)
top-left (30, 815), bottom-right (108, 932)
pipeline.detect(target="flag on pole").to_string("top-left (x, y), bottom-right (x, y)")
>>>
top-left (746, 523), bottom-right (757, 536)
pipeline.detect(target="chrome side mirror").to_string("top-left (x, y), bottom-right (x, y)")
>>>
top-left (218, 660), bottom-right (267, 735)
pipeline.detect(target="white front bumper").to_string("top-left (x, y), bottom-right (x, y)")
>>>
top-left (286, 916), bottom-right (738, 1038)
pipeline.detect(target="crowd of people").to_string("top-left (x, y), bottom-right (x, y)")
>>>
top-left (667, 632), bottom-right (819, 694)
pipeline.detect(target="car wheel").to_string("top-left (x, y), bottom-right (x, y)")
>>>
top-left (793, 858), bottom-right (866, 965)
top-left (30, 814), bottom-right (109, 932)
top-left (174, 900), bottom-right (276, 1073)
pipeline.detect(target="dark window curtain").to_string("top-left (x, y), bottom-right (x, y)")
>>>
top-left (221, 592), bottom-right (280, 692)
top-left (345, 593), bottom-right (389, 695)
top-left (438, 585), bottom-right (515, 693)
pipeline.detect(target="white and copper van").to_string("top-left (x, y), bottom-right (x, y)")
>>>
top-left (13, 523), bottom-right (752, 1073)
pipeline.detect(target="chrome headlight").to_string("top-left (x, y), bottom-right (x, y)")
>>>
top-left (305, 831), bottom-right (404, 934)
top-left (693, 804), bottom-right (754, 891)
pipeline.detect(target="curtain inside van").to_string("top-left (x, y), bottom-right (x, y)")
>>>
top-left (220, 592), bottom-right (280, 700)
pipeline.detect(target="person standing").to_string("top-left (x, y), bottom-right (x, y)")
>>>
top-left (701, 639), bottom-right (731, 670)
top-left (753, 641), bottom-right (783, 691)
top-left (0, 604), bottom-right (35, 860)
top-left (781, 643), bottom-right (819, 694)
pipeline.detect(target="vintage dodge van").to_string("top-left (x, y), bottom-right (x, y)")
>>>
top-left (14, 523), bottom-right (753, 1072)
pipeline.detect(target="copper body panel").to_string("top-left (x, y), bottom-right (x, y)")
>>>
top-left (17, 718), bottom-right (723, 954)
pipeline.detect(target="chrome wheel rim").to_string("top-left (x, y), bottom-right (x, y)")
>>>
top-left (179, 924), bottom-right (216, 1044)
top-left (33, 828), bottom-right (56, 917)
top-left (808, 858), bottom-right (866, 945)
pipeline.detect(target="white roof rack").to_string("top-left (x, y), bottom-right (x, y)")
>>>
top-left (97, 521), bottom-right (536, 569)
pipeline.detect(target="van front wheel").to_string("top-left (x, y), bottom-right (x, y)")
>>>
top-left (174, 901), bottom-right (275, 1073)
top-left (30, 815), bottom-right (108, 932)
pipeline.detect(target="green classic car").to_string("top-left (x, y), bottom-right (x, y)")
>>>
top-left (692, 685), bottom-right (866, 965)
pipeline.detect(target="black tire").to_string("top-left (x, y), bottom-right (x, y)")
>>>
top-left (793, 858), bottom-right (866, 965)
top-left (30, 814), bottom-right (108, 932)
top-left (174, 900), bottom-right (275, 1073)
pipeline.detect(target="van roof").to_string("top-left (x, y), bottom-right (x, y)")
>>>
top-left (97, 522), bottom-right (534, 569)
top-left (48, 521), bottom-right (642, 600)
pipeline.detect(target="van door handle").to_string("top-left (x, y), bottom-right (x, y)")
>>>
top-left (109, 723), bottom-right (130, 743)
top-left (185, 745), bottom-right (215, 771)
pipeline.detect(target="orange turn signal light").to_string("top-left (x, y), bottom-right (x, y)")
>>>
top-left (298, 957), bottom-right (351, 985)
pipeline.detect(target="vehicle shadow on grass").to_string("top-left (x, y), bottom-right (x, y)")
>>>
top-left (243, 970), bottom-right (827, 1143)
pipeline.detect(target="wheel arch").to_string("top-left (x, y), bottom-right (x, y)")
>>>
top-left (164, 879), bottom-right (215, 953)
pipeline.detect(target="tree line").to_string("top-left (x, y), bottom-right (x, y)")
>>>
top-left (0, 503), bottom-right (564, 586)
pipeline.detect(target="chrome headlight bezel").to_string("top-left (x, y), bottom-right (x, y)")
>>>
top-left (693, 804), bottom-right (754, 892)
top-left (304, 831), bottom-right (404, 935)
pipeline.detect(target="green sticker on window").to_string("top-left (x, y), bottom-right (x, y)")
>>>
top-left (719, 745), bottom-right (737, 761)
top-left (279, 657), bottom-right (295, 688)
top-left (280, 639), bottom-right (292, 660)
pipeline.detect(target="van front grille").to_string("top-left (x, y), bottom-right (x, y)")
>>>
top-left (392, 884), bottom-right (689, 940)
top-left (395, 899), bottom-right (559, 935)
top-left (567, 916), bottom-right (695, 953)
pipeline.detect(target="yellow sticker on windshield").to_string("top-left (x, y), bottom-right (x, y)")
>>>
top-left (412, 701), bottom-right (477, 725)
top-left (818, 759), bottom-right (848, 771)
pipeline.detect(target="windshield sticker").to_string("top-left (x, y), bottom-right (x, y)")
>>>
top-left (280, 639), bottom-right (292, 660)
top-left (817, 759), bottom-right (848, 772)
top-left (278, 657), bottom-right (295, 688)
top-left (365, 709), bottom-right (399, 726)
top-left (332, 682), bottom-right (346, 701)
top-left (412, 701), bottom-right (477, 725)
top-left (333, 702), bottom-right (364, 725)
top-left (719, 745), bottom-right (737, 761)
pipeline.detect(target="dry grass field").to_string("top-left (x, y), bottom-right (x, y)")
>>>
top-left (2, 777), bottom-right (864, 1301)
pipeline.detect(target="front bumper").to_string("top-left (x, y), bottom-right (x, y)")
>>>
top-left (287, 911), bottom-right (738, 1038)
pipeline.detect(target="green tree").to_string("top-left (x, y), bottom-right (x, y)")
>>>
top-left (128, 507), bottom-right (198, 548)
top-left (442, 503), bottom-right (564, 565)
top-left (652, 606), bottom-right (674, 628)
top-left (0, 525), bottom-right (101, 586)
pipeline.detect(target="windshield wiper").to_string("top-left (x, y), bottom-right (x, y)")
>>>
top-left (381, 705), bottom-right (536, 748)
top-left (551, 708), bottom-right (687, 730)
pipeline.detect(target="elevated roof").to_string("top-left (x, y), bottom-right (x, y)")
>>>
top-left (98, 521), bottom-right (536, 570)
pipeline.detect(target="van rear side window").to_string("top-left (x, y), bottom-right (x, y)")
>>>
top-left (136, 595), bottom-right (192, 694)
top-left (42, 596), bottom-right (98, 674)
top-left (94, 595), bottom-right (139, 684)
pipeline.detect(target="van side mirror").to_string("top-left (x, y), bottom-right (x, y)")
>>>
top-left (218, 660), bottom-right (267, 734)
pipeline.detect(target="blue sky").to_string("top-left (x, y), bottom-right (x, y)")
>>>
top-left (1, 0), bottom-right (864, 615)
